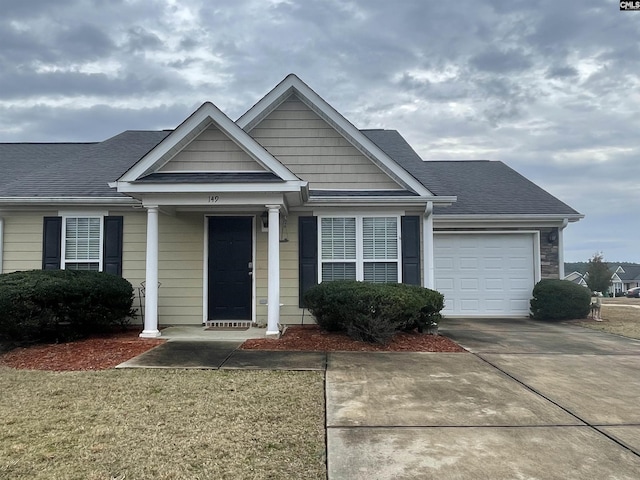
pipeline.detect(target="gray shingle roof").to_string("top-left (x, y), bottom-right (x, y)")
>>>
top-left (362, 129), bottom-right (581, 216)
top-left (612, 265), bottom-right (640, 282)
top-left (0, 127), bottom-right (581, 218)
top-left (0, 131), bottom-right (168, 197)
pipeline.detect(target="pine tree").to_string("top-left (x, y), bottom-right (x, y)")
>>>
top-left (585, 253), bottom-right (612, 293)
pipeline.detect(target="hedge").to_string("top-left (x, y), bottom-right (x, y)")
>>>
top-left (529, 279), bottom-right (591, 320)
top-left (303, 281), bottom-right (444, 344)
top-left (0, 269), bottom-right (135, 343)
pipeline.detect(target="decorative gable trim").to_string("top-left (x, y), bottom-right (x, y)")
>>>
top-left (236, 74), bottom-right (433, 197)
top-left (117, 102), bottom-right (299, 184)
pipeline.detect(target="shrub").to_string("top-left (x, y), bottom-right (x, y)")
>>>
top-left (304, 281), bottom-right (445, 344)
top-left (0, 270), bottom-right (135, 343)
top-left (529, 279), bottom-right (590, 320)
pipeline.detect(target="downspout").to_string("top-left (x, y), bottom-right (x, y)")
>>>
top-left (558, 218), bottom-right (569, 279)
top-left (0, 217), bottom-right (4, 274)
top-left (423, 202), bottom-right (434, 289)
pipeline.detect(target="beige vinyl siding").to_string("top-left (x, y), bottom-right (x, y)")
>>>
top-left (121, 211), bottom-right (147, 292)
top-left (249, 95), bottom-right (402, 190)
top-left (122, 211), bottom-right (204, 325)
top-left (1, 213), bottom-right (53, 272)
top-left (159, 125), bottom-right (266, 172)
top-left (255, 213), bottom-right (307, 325)
top-left (158, 213), bottom-right (204, 324)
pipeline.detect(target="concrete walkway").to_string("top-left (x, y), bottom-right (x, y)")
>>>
top-left (118, 320), bottom-right (640, 479)
top-left (327, 318), bottom-right (640, 479)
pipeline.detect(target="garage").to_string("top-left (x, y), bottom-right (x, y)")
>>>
top-left (434, 233), bottom-right (538, 317)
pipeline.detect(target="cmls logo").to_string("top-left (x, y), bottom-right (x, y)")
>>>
top-left (621, 1), bottom-right (640, 9)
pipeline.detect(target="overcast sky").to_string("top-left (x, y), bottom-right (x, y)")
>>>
top-left (1, 0), bottom-right (638, 263)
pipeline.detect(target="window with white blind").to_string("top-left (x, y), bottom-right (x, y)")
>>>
top-left (63, 217), bottom-right (102, 271)
top-left (320, 216), bottom-right (399, 283)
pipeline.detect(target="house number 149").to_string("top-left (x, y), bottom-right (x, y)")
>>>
top-left (208, 195), bottom-right (220, 203)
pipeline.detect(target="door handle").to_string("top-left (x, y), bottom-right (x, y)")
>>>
top-left (248, 271), bottom-right (253, 276)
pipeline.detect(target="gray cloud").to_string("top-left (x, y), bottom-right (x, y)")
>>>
top-left (0, 0), bottom-right (638, 262)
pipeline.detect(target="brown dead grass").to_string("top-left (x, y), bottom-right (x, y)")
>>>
top-left (0, 369), bottom-right (325, 480)
top-left (574, 297), bottom-right (640, 339)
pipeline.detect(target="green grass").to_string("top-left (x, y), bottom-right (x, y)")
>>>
top-left (0, 368), bottom-right (326, 479)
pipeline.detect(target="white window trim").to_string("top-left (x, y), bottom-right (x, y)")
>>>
top-left (318, 214), bottom-right (402, 283)
top-left (60, 215), bottom-right (104, 271)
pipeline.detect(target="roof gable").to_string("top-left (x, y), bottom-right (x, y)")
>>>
top-left (158, 124), bottom-right (266, 173)
top-left (237, 74), bottom-right (432, 196)
top-left (118, 102), bottom-right (298, 183)
top-left (247, 94), bottom-right (403, 190)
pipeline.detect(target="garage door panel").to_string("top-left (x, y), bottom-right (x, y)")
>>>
top-left (485, 299), bottom-right (506, 312)
top-left (435, 233), bottom-right (535, 316)
top-left (460, 299), bottom-right (480, 312)
top-left (460, 278), bottom-right (479, 291)
top-left (459, 257), bottom-right (479, 270)
top-left (435, 257), bottom-right (454, 270)
top-left (484, 278), bottom-right (504, 291)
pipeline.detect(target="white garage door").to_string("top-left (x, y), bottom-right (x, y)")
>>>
top-left (434, 233), bottom-right (536, 316)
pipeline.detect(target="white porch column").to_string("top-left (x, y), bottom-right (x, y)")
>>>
top-left (140, 206), bottom-right (161, 338)
top-left (266, 205), bottom-right (281, 336)
top-left (423, 202), bottom-right (435, 289)
top-left (0, 217), bottom-right (4, 274)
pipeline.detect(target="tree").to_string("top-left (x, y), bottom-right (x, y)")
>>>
top-left (585, 253), bottom-right (612, 293)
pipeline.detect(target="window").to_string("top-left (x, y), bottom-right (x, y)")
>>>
top-left (63, 217), bottom-right (102, 271)
top-left (320, 216), bottom-right (399, 283)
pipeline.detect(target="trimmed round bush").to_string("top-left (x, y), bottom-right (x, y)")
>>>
top-left (304, 280), bottom-right (445, 344)
top-left (530, 279), bottom-right (590, 320)
top-left (0, 269), bottom-right (135, 343)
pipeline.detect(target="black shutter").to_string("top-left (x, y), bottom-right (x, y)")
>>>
top-left (42, 216), bottom-right (62, 270)
top-left (103, 216), bottom-right (124, 276)
top-left (298, 216), bottom-right (318, 307)
top-left (401, 216), bottom-right (421, 285)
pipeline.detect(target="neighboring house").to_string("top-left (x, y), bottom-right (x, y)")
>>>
top-left (564, 271), bottom-right (588, 287)
top-left (0, 74), bottom-right (582, 337)
top-left (609, 265), bottom-right (640, 295)
top-left (566, 265), bottom-right (640, 295)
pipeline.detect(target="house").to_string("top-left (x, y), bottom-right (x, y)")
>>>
top-left (564, 264), bottom-right (640, 296)
top-left (564, 271), bottom-right (588, 287)
top-left (609, 265), bottom-right (640, 295)
top-left (0, 74), bottom-right (583, 337)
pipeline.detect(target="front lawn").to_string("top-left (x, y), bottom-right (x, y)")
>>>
top-left (0, 368), bottom-right (325, 479)
top-left (575, 297), bottom-right (640, 339)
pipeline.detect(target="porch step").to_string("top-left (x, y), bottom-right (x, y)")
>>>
top-left (205, 320), bottom-right (252, 330)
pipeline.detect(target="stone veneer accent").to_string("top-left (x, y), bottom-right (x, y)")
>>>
top-left (539, 227), bottom-right (560, 279)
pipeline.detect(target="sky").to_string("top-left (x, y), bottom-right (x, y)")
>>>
top-left (1, 0), bottom-right (638, 263)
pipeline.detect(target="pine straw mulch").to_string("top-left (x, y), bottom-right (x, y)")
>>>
top-left (0, 325), bottom-right (465, 372)
top-left (241, 325), bottom-right (465, 353)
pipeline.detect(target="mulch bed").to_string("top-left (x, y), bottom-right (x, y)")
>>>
top-left (0, 325), bottom-right (465, 371)
top-left (241, 325), bottom-right (465, 353)
top-left (0, 330), bottom-right (165, 372)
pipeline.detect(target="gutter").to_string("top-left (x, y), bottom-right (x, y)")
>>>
top-left (0, 197), bottom-right (141, 206)
top-left (0, 216), bottom-right (3, 274)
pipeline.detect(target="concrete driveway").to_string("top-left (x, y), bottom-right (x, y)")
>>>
top-left (326, 318), bottom-right (640, 479)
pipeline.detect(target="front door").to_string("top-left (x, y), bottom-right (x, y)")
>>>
top-left (208, 216), bottom-right (253, 320)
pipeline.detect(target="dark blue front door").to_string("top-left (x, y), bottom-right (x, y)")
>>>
top-left (208, 216), bottom-right (252, 320)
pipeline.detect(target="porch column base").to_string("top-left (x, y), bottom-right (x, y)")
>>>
top-left (140, 329), bottom-right (162, 338)
top-left (265, 330), bottom-right (279, 338)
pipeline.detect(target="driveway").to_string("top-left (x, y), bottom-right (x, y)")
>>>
top-left (326, 318), bottom-right (640, 479)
